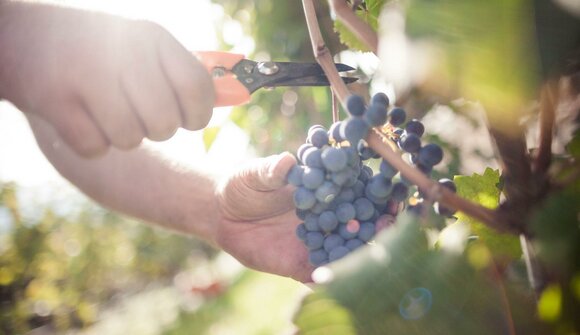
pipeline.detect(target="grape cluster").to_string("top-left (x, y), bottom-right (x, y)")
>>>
top-left (288, 93), bottom-right (456, 266)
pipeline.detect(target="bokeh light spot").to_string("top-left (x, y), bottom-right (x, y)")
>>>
top-left (399, 287), bottom-right (433, 320)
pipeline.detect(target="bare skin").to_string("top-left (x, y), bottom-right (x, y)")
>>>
top-left (1, 2), bottom-right (313, 282)
top-left (0, 1), bottom-right (215, 157)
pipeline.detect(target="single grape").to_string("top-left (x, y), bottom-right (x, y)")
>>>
top-left (399, 133), bottom-right (421, 153)
top-left (286, 164), bottom-right (304, 186)
top-left (305, 231), bottom-right (324, 250)
top-left (335, 187), bottom-right (356, 204)
top-left (344, 146), bottom-right (361, 167)
top-left (311, 201), bottom-right (330, 215)
top-left (297, 143), bottom-right (313, 164)
top-left (336, 202), bottom-right (356, 223)
top-left (323, 234), bottom-right (345, 252)
top-left (294, 187), bottom-right (316, 210)
top-left (304, 213), bottom-right (320, 231)
top-left (371, 92), bottom-right (389, 107)
top-left (438, 178), bottom-right (457, 193)
top-left (388, 107), bottom-right (406, 126)
top-left (315, 181), bottom-right (341, 204)
top-left (352, 180), bottom-right (365, 198)
top-left (302, 167), bottom-right (325, 189)
top-left (302, 147), bottom-right (324, 169)
top-left (338, 222), bottom-right (358, 239)
top-left (405, 119), bottom-right (425, 137)
top-left (346, 95), bottom-right (366, 116)
top-left (354, 197), bottom-right (375, 221)
top-left (339, 117), bottom-right (369, 146)
top-left (309, 248), bottom-right (328, 266)
top-left (434, 178), bottom-right (457, 217)
top-left (321, 147), bottom-right (348, 172)
top-left (329, 121), bottom-right (343, 142)
top-left (295, 208), bottom-right (308, 220)
top-left (417, 144), bottom-right (443, 167)
top-left (379, 159), bottom-right (398, 179)
top-left (345, 238), bottom-right (364, 251)
top-left (359, 165), bottom-right (373, 183)
top-left (329, 246), bottom-right (350, 262)
top-left (308, 127), bottom-right (329, 148)
top-left (319, 210), bottom-right (339, 232)
top-left (365, 102), bottom-right (388, 127)
top-left (357, 140), bottom-right (376, 160)
top-left (295, 223), bottom-right (308, 241)
top-left (391, 182), bottom-right (409, 202)
top-left (366, 175), bottom-right (393, 198)
top-left (358, 222), bottom-right (376, 242)
top-left (331, 168), bottom-right (352, 186)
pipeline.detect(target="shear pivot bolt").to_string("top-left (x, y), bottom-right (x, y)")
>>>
top-left (257, 62), bottom-right (279, 75)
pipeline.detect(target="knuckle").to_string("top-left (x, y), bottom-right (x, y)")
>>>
top-left (147, 121), bottom-right (179, 141)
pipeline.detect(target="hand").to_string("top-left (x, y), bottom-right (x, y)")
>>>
top-left (0, 2), bottom-right (214, 157)
top-left (214, 152), bottom-right (314, 283)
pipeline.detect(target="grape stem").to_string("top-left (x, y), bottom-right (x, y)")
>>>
top-left (328, 0), bottom-right (379, 54)
top-left (302, 0), bottom-right (350, 107)
top-left (367, 131), bottom-right (514, 233)
top-left (302, 0), bottom-right (516, 235)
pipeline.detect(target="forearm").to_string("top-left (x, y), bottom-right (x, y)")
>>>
top-left (27, 115), bottom-right (221, 244)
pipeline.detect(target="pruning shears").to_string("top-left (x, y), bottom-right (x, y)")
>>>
top-left (194, 51), bottom-right (357, 107)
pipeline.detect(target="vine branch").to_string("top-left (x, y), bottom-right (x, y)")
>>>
top-left (302, 0), bottom-right (517, 235)
top-left (302, 0), bottom-right (350, 106)
top-left (328, 0), bottom-right (379, 54)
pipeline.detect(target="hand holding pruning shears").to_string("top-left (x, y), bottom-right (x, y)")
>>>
top-left (0, 1), bottom-right (355, 157)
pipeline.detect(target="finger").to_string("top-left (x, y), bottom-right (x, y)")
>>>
top-left (81, 76), bottom-right (146, 150)
top-left (157, 33), bottom-right (215, 130)
top-left (120, 27), bottom-right (182, 142)
top-left (39, 102), bottom-right (109, 157)
top-left (244, 152), bottom-right (298, 192)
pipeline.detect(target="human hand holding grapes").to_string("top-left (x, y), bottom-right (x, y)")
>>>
top-left (214, 152), bottom-right (314, 283)
top-left (0, 1), bottom-right (214, 157)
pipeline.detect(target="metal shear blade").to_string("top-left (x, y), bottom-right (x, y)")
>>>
top-left (232, 59), bottom-right (357, 93)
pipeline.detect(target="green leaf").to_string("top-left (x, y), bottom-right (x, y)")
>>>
top-left (293, 290), bottom-right (357, 335)
top-left (295, 214), bottom-right (546, 334)
top-left (403, 0), bottom-right (540, 131)
top-left (202, 127), bottom-right (221, 152)
top-left (334, 0), bottom-right (383, 52)
top-left (454, 168), bottom-right (521, 259)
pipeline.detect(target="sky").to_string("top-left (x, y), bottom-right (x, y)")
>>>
top-left (0, 0), bottom-right (254, 193)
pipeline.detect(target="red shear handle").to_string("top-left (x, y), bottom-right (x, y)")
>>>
top-left (193, 51), bottom-right (251, 107)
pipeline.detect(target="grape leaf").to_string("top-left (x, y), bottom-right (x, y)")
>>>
top-left (294, 213), bottom-right (546, 334)
top-left (334, 0), bottom-right (383, 52)
top-left (454, 168), bottom-right (522, 259)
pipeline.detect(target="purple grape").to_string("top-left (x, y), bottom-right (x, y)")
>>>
top-left (371, 92), bottom-right (389, 107)
top-left (346, 95), bottom-right (366, 116)
top-left (321, 147), bottom-right (348, 172)
top-left (388, 107), bottom-right (406, 126)
top-left (305, 232), bottom-right (324, 250)
top-left (345, 238), bottom-right (364, 251)
top-left (294, 187), bottom-right (316, 210)
top-left (405, 119), bottom-right (425, 137)
top-left (354, 197), bottom-right (374, 221)
top-left (358, 222), bottom-right (376, 242)
top-left (365, 103), bottom-right (388, 127)
top-left (315, 181), bottom-right (341, 204)
top-left (336, 202), bottom-right (356, 223)
top-left (287, 164), bottom-right (304, 186)
top-left (399, 133), bottom-right (421, 153)
top-left (296, 223), bottom-right (307, 241)
top-left (309, 248), bottom-right (328, 266)
top-left (379, 159), bottom-right (398, 179)
top-left (418, 144), bottom-right (443, 167)
top-left (329, 246), bottom-right (350, 262)
top-left (319, 211), bottom-right (339, 233)
top-left (308, 127), bottom-right (329, 148)
top-left (302, 167), bottom-right (325, 189)
top-left (323, 234), bottom-right (345, 252)
top-left (340, 117), bottom-right (369, 146)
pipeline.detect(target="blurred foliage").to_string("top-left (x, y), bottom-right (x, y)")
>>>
top-left (334, 0), bottom-right (382, 52)
top-left (0, 182), bottom-right (215, 334)
top-left (295, 214), bottom-right (550, 334)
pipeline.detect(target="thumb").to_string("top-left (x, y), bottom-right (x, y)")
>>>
top-left (244, 152), bottom-right (297, 192)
